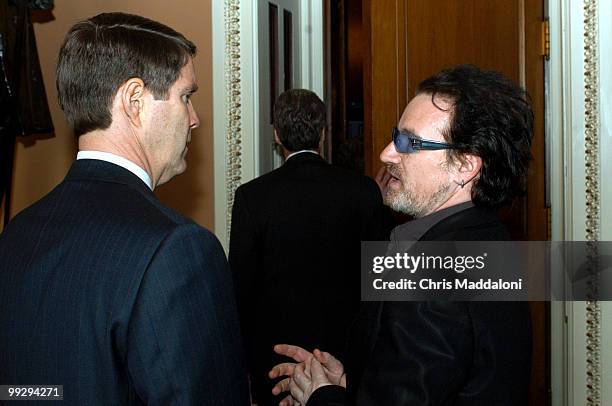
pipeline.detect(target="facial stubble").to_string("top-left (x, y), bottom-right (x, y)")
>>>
top-left (384, 164), bottom-right (452, 218)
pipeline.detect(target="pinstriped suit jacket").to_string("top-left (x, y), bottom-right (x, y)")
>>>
top-left (0, 159), bottom-right (249, 405)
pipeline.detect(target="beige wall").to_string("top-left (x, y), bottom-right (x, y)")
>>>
top-left (7, 0), bottom-right (215, 230)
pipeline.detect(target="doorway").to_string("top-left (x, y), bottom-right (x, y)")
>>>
top-left (257, 0), bottom-right (302, 174)
top-left (326, 0), bottom-right (365, 174)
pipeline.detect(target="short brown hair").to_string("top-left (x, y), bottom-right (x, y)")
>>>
top-left (56, 12), bottom-right (196, 136)
top-left (273, 89), bottom-right (326, 152)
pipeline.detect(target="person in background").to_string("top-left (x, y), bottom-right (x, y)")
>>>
top-left (229, 89), bottom-right (387, 405)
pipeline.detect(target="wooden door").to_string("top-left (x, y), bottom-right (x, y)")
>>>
top-left (362, 1), bottom-right (548, 405)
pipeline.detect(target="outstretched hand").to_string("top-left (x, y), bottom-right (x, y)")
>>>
top-left (269, 345), bottom-right (346, 405)
top-left (287, 355), bottom-right (333, 404)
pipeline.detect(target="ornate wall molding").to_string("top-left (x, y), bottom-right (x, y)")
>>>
top-left (583, 0), bottom-right (601, 404)
top-left (224, 0), bottom-right (242, 239)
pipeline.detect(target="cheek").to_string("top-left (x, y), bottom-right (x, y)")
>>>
top-left (149, 108), bottom-right (172, 138)
top-left (398, 158), bottom-right (438, 190)
top-left (179, 104), bottom-right (192, 126)
top-left (398, 160), bottom-right (417, 183)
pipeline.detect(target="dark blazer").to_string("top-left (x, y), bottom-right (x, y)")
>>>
top-left (0, 159), bottom-right (249, 405)
top-left (308, 206), bottom-right (532, 406)
top-left (228, 153), bottom-right (386, 405)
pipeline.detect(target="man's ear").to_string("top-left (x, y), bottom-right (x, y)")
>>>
top-left (119, 78), bottom-right (146, 127)
top-left (274, 129), bottom-right (283, 147)
top-left (455, 153), bottom-right (482, 183)
top-left (319, 128), bottom-right (326, 148)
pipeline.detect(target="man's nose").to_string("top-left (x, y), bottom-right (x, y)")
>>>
top-left (380, 141), bottom-right (400, 164)
top-left (189, 103), bottom-right (200, 130)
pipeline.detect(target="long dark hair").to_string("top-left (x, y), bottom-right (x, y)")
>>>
top-left (418, 65), bottom-right (534, 208)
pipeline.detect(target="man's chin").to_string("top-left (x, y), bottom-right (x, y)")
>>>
top-left (384, 191), bottom-right (422, 217)
top-left (159, 163), bottom-right (187, 185)
top-left (176, 162), bottom-right (188, 175)
top-left (384, 191), bottom-right (405, 212)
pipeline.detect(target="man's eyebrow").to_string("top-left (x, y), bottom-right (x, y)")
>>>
top-left (398, 127), bottom-right (423, 139)
top-left (182, 84), bottom-right (199, 93)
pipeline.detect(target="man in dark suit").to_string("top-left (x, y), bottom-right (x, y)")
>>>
top-left (228, 89), bottom-right (386, 405)
top-left (270, 65), bottom-right (534, 405)
top-left (0, 12), bottom-right (249, 405)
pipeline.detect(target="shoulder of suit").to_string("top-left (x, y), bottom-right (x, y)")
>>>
top-left (129, 204), bottom-right (221, 255)
top-left (421, 206), bottom-right (509, 241)
top-left (81, 180), bottom-right (211, 239)
top-left (233, 163), bottom-right (381, 201)
top-left (158, 221), bottom-right (222, 250)
top-left (233, 165), bottom-right (288, 192)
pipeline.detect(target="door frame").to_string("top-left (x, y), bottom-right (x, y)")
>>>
top-left (548, 0), bottom-right (611, 404)
top-left (212, 0), bottom-right (325, 249)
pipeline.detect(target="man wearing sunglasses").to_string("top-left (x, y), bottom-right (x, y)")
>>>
top-left (270, 65), bottom-right (533, 405)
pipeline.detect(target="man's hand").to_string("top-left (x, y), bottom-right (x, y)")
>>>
top-left (269, 345), bottom-right (346, 405)
top-left (286, 356), bottom-right (333, 404)
top-left (375, 166), bottom-right (392, 197)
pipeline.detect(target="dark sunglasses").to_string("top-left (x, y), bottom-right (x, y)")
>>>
top-left (392, 127), bottom-right (455, 154)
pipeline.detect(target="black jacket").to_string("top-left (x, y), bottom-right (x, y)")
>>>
top-left (229, 153), bottom-right (387, 405)
top-left (308, 206), bottom-right (532, 406)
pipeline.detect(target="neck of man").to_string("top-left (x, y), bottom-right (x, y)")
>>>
top-left (426, 185), bottom-right (473, 217)
top-left (78, 128), bottom-right (156, 186)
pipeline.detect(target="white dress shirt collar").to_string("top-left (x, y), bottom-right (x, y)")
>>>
top-left (286, 149), bottom-right (319, 160)
top-left (76, 151), bottom-right (153, 190)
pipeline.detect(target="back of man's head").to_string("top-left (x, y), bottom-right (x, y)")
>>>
top-left (417, 64), bottom-right (534, 208)
top-left (273, 89), bottom-right (326, 152)
top-left (56, 12), bottom-right (197, 137)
